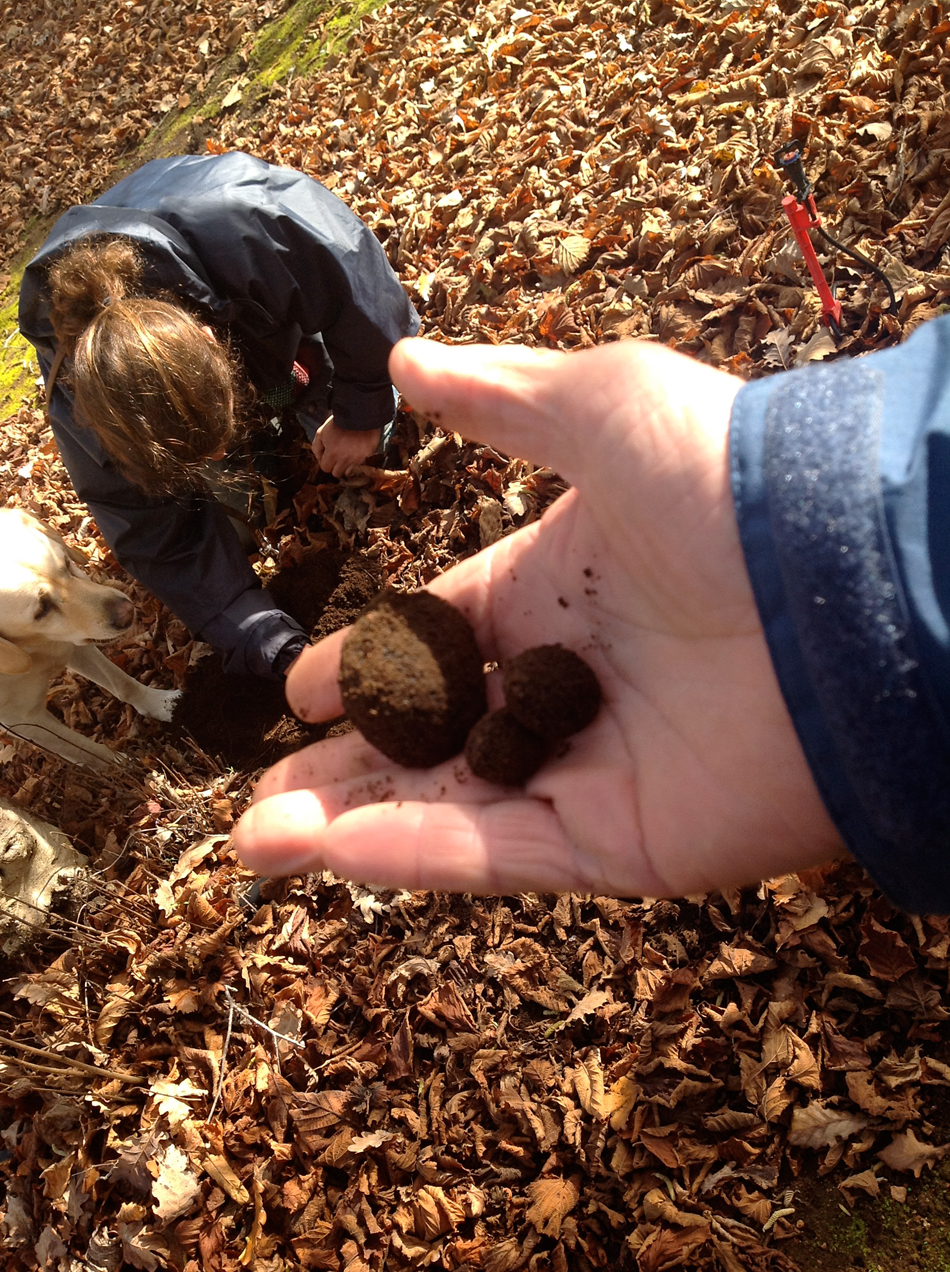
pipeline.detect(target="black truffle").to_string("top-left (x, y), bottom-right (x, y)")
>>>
top-left (340, 589), bottom-right (487, 767)
top-left (465, 709), bottom-right (548, 787)
top-left (503, 644), bottom-right (601, 738)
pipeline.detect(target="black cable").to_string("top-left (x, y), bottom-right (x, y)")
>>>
top-left (814, 224), bottom-right (899, 315)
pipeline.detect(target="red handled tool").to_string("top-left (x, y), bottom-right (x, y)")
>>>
top-left (774, 142), bottom-right (843, 336)
top-left (773, 142), bottom-right (897, 339)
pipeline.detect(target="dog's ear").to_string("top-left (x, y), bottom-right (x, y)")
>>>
top-left (31, 518), bottom-right (86, 566)
top-left (0, 639), bottom-right (31, 675)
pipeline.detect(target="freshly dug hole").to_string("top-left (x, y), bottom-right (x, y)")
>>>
top-left (340, 590), bottom-right (487, 768)
top-left (172, 549), bottom-right (380, 768)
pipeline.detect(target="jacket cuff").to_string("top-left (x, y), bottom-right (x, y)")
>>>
top-left (730, 357), bottom-right (950, 913)
top-left (198, 587), bottom-right (308, 679)
top-left (330, 382), bottom-right (397, 432)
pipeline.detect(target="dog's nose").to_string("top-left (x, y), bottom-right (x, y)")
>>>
top-left (110, 598), bottom-right (135, 630)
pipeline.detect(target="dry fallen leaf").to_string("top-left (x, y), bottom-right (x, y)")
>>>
top-left (788, 1101), bottom-right (871, 1149)
top-left (878, 1127), bottom-right (950, 1177)
top-left (524, 1175), bottom-right (580, 1237)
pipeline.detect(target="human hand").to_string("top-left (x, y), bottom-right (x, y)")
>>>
top-left (234, 337), bottom-right (843, 898)
top-left (310, 416), bottom-right (381, 478)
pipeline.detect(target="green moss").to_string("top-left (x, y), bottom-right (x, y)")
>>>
top-left (826, 1209), bottom-right (870, 1257)
top-left (789, 1159), bottom-right (950, 1272)
top-left (0, 1), bottom-right (383, 421)
top-left (134, 0), bottom-right (380, 159)
top-left (249, 0), bottom-right (379, 87)
top-left (0, 287), bottom-right (39, 419)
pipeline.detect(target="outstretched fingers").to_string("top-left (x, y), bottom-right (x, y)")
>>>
top-left (233, 789), bottom-right (595, 894)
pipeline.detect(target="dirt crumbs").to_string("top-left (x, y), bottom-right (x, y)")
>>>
top-left (172, 548), bottom-right (380, 768)
top-left (464, 707), bottom-right (548, 786)
top-left (340, 589), bottom-right (487, 767)
top-left (503, 643), bottom-right (602, 738)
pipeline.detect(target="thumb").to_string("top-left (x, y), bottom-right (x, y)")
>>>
top-left (390, 337), bottom-right (575, 473)
top-left (389, 336), bottom-right (728, 486)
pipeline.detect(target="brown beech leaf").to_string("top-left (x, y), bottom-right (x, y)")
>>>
top-left (524, 1175), bottom-right (580, 1237)
top-left (702, 1109), bottom-right (761, 1135)
top-left (571, 1050), bottom-right (606, 1118)
top-left (642, 1187), bottom-right (708, 1228)
top-left (878, 1128), bottom-right (949, 1177)
top-left (859, 915), bottom-right (917, 981)
top-left (707, 940), bottom-right (777, 979)
top-left (845, 1071), bottom-right (918, 1122)
top-left (417, 981), bottom-right (478, 1032)
top-left (637, 1224), bottom-right (711, 1272)
top-left (412, 1184), bottom-right (467, 1239)
top-left (838, 1169), bottom-right (881, 1202)
top-left (820, 1015), bottom-right (872, 1070)
top-left (556, 234), bottom-right (590, 275)
top-left (787, 1101), bottom-right (870, 1149)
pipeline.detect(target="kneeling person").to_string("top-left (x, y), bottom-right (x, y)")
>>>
top-left (19, 152), bottom-right (420, 679)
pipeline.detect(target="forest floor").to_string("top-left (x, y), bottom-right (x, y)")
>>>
top-left (0, 0), bottom-right (949, 1270)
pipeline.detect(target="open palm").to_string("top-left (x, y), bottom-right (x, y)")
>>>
top-left (233, 338), bottom-right (842, 896)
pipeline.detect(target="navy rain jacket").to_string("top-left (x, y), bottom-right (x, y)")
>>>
top-left (731, 314), bottom-right (950, 913)
top-left (19, 152), bottom-right (420, 677)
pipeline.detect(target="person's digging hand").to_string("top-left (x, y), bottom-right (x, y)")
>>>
top-left (233, 337), bottom-right (843, 898)
top-left (310, 415), bottom-right (381, 478)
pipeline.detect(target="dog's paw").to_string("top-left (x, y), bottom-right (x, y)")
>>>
top-left (144, 688), bottom-right (182, 723)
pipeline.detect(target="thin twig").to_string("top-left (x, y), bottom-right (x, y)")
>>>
top-left (223, 989), bottom-right (305, 1049)
top-left (207, 994), bottom-right (234, 1122)
top-left (314, 1037), bottom-right (364, 1070)
top-left (0, 1031), bottom-right (148, 1086)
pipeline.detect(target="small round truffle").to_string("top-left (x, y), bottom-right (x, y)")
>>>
top-left (464, 709), bottom-right (548, 787)
top-left (340, 589), bottom-right (487, 768)
top-left (503, 644), bottom-right (601, 738)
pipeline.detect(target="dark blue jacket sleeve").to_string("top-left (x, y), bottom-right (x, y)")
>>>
top-left (730, 315), bottom-right (950, 912)
top-left (44, 355), bottom-right (306, 678)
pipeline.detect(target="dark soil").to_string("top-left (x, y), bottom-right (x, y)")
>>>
top-left (267, 547), bottom-right (381, 641)
top-left (503, 643), bottom-right (602, 738)
top-left (172, 547), bottom-right (380, 768)
top-left (339, 589), bottom-right (487, 767)
top-left (464, 707), bottom-right (548, 786)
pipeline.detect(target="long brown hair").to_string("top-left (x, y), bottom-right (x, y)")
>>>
top-left (46, 236), bottom-right (245, 494)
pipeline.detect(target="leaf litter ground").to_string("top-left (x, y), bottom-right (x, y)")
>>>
top-left (0, 0), bottom-right (950, 1269)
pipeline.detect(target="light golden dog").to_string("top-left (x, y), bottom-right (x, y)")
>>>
top-left (0, 507), bottom-right (179, 770)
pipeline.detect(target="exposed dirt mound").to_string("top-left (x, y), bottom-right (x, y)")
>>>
top-left (172, 548), bottom-right (380, 768)
top-left (170, 663), bottom-right (325, 770)
top-left (268, 548), bottom-right (381, 642)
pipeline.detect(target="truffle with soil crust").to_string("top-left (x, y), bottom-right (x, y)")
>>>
top-left (503, 644), bottom-right (601, 739)
top-left (464, 708), bottom-right (548, 787)
top-left (340, 589), bottom-right (487, 768)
